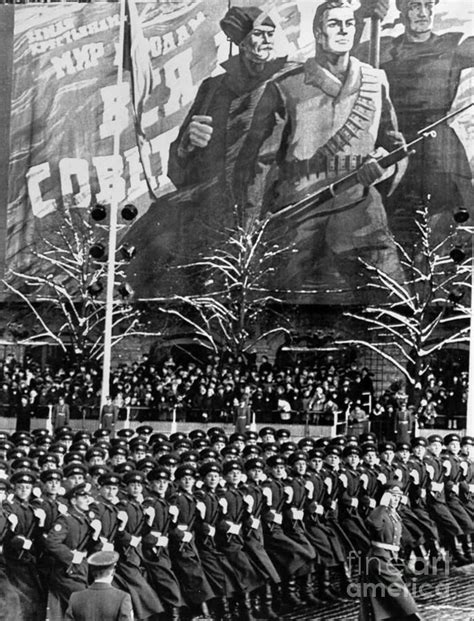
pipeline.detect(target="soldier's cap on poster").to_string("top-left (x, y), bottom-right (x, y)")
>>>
top-left (444, 433), bottom-right (461, 445)
top-left (40, 468), bottom-right (63, 483)
top-left (220, 6), bottom-right (276, 45)
top-left (244, 457), bottom-right (266, 471)
top-left (395, 0), bottom-right (438, 10)
top-left (223, 460), bottom-right (243, 475)
top-left (65, 482), bottom-right (92, 499)
top-left (147, 466), bottom-right (171, 482)
top-left (87, 550), bottom-right (119, 568)
top-left (199, 462), bottom-right (222, 478)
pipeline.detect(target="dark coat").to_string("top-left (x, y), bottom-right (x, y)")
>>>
top-left (3, 495), bottom-right (47, 621)
top-left (42, 507), bottom-right (91, 619)
top-left (141, 492), bottom-right (183, 609)
top-left (65, 582), bottom-right (133, 621)
top-left (113, 495), bottom-right (163, 619)
top-left (360, 505), bottom-right (421, 621)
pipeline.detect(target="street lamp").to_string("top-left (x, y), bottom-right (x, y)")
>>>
top-left (453, 207), bottom-right (474, 434)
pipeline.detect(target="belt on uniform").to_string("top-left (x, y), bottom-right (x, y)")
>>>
top-left (371, 541), bottom-right (400, 552)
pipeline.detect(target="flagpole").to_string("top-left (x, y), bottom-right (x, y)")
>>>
top-left (369, 16), bottom-right (381, 69)
top-left (100, 0), bottom-right (126, 413)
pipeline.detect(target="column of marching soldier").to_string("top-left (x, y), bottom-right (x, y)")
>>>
top-left (0, 424), bottom-right (473, 621)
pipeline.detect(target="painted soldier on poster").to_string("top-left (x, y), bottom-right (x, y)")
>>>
top-left (356, 0), bottom-right (474, 247)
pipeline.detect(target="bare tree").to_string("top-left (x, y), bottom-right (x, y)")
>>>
top-left (155, 214), bottom-right (294, 359)
top-left (2, 204), bottom-right (155, 366)
top-left (338, 203), bottom-right (470, 395)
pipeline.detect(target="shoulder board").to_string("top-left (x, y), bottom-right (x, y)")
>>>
top-left (271, 61), bottom-right (304, 83)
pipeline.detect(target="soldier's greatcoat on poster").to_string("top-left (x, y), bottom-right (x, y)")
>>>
top-left (264, 56), bottom-right (405, 303)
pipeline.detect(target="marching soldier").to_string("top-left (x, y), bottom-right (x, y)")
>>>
top-left (168, 464), bottom-right (214, 620)
top-left (442, 433), bottom-right (474, 561)
top-left (242, 457), bottom-right (281, 619)
top-left (285, 451), bottom-right (319, 605)
top-left (142, 466), bottom-right (184, 621)
top-left (424, 434), bottom-right (467, 566)
top-left (114, 470), bottom-right (164, 620)
top-left (43, 482), bottom-right (95, 620)
top-left (3, 469), bottom-right (47, 621)
top-left (338, 445), bottom-right (370, 556)
top-left (261, 455), bottom-right (314, 608)
top-left (194, 461), bottom-right (238, 621)
top-left (218, 460), bottom-right (263, 619)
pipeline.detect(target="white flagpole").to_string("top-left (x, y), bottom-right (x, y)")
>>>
top-left (100, 0), bottom-right (127, 413)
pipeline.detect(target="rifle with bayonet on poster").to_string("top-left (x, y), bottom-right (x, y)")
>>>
top-left (269, 102), bottom-right (474, 222)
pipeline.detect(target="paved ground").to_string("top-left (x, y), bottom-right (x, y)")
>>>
top-left (282, 564), bottom-right (474, 620)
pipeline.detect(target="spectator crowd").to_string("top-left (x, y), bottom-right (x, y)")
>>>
top-left (0, 347), bottom-right (467, 434)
